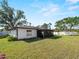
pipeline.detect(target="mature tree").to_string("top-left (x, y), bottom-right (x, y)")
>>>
top-left (36, 25), bottom-right (41, 28)
top-left (55, 20), bottom-right (66, 31)
top-left (55, 16), bottom-right (79, 31)
top-left (0, 0), bottom-right (27, 30)
top-left (36, 23), bottom-right (52, 29)
top-left (41, 23), bottom-right (48, 29)
top-left (63, 17), bottom-right (79, 30)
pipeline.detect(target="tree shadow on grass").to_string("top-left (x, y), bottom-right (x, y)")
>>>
top-left (23, 38), bottom-right (45, 43)
top-left (8, 37), bottom-right (45, 43)
top-left (49, 35), bottom-right (62, 39)
top-left (8, 36), bottom-right (62, 43)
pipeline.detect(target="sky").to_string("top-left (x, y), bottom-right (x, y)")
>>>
top-left (1, 0), bottom-right (79, 28)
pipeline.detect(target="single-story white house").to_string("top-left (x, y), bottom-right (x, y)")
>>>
top-left (9, 26), bottom-right (53, 39)
top-left (9, 26), bottom-right (37, 39)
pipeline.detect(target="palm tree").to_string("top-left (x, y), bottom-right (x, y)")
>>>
top-left (0, 0), bottom-right (26, 30)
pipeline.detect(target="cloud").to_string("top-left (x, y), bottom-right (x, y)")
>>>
top-left (68, 6), bottom-right (79, 11)
top-left (57, 11), bottom-right (76, 16)
top-left (39, 4), bottom-right (60, 16)
top-left (31, 2), bottom-right (60, 16)
top-left (42, 7), bottom-right (59, 16)
top-left (66, 0), bottom-right (79, 4)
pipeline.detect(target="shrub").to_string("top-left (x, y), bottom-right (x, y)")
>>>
top-left (8, 36), bottom-right (17, 41)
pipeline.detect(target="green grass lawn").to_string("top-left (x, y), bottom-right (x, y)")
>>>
top-left (0, 36), bottom-right (79, 59)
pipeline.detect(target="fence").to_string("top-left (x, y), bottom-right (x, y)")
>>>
top-left (53, 31), bottom-right (79, 35)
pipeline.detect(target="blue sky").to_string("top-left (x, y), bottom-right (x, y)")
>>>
top-left (4, 0), bottom-right (79, 28)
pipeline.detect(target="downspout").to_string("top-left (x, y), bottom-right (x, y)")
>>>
top-left (16, 28), bottom-right (18, 40)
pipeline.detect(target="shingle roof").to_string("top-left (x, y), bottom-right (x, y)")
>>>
top-left (9, 26), bottom-right (54, 31)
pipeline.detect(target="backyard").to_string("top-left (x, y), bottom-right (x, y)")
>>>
top-left (0, 36), bottom-right (79, 59)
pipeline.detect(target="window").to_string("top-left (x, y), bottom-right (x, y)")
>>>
top-left (27, 30), bottom-right (32, 32)
top-left (26, 30), bottom-right (32, 36)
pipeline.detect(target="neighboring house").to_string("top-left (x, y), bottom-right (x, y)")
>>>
top-left (9, 26), bottom-right (53, 39)
top-left (0, 32), bottom-right (8, 36)
top-left (0, 27), bottom-right (8, 36)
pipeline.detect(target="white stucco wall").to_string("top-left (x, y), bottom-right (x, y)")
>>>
top-left (53, 31), bottom-right (79, 35)
top-left (9, 30), bottom-right (17, 37)
top-left (17, 28), bottom-right (37, 39)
